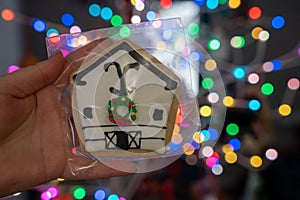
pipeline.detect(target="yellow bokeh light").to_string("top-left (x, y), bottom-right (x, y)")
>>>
top-left (278, 104), bottom-right (292, 116)
top-left (183, 143), bottom-right (195, 155)
top-left (171, 133), bottom-right (183, 144)
top-left (57, 178), bottom-right (65, 182)
top-left (223, 96), bottom-right (235, 107)
top-left (251, 27), bottom-right (263, 40)
top-left (250, 155), bottom-right (263, 168)
top-left (228, 0), bottom-right (241, 9)
top-left (205, 59), bottom-right (217, 71)
top-left (222, 144), bottom-right (234, 154)
top-left (225, 152), bottom-right (238, 164)
top-left (199, 105), bottom-right (212, 117)
top-left (130, 0), bottom-right (137, 5)
top-left (193, 131), bottom-right (202, 143)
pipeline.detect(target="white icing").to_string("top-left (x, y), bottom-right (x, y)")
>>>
top-left (72, 39), bottom-right (180, 157)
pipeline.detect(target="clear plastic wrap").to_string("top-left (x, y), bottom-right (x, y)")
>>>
top-left (46, 18), bottom-right (201, 173)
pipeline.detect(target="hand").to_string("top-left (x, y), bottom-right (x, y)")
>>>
top-left (0, 41), bottom-right (137, 197)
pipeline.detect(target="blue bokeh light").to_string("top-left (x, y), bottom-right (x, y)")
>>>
top-left (206, 0), bottom-right (219, 10)
top-left (33, 19), bottom-right (46, 32)
top-left (271, 16), bottom-right (285, 29)
top-left (229, 138), bottom-right (241, 151)
top-left (248, 99), bottom-right (261, 111)
top-left (89, 4), bottom-right (101, 17)
top-left (61, 13), bottom-right (74, 27)
top-left (94, 189), bottom-right (106, 200)
top-left (101, 7), bottom-right (113, 20)
top-left (107, 194), bottom-right (119, 200)
top-left (194, 0), bottom-right (205, 6)
top-left (46, 28), bottom-right (59, 37)
top-left (272, 59), bottom-right (282, 70)
top-left (208, 128), bottom-right (219, 141)
top-left (146, 10), bottom-right (156, 21)
top-left (233, 67), bottom-right (246, 79)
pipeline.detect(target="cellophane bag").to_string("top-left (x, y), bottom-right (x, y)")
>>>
top-left (46, 18), bottom-right (200, 174)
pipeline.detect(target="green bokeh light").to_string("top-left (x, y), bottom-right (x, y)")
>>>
top-left (202, 77), bottom-right (214, 90)
top-left (261, 82), bottom-right (274, 95)
top-left (218, 0), bottom-right (228, 4)
top-left (111, 15), bottom-right (123, 26)
top-left (231, 36), bottom-right (245, 48)
top-left (188, 23), bottom-right (200, 35)
top-left (208, 38), bottom-right (221, 51)
top-left (226, 123), bottom-right (239, 136)
top-left (73, 187), bottom-right (86, 200)
top-left (119, 26), bottom-right (131, 38)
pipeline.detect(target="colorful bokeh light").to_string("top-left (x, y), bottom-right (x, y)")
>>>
top-left (202, 146), bottom-right (214, 157)
top-left (188, 23), bottom-right (200, 36)
top-left (232, 66), bottom-right (246, 79)
top-left (107, 194), bottom-right (119, 200)
top-left (265, 148), bottom-right (278, 160)
top-left (70, 25), bottom-right (81, 33)
top-left (200, 105), bottom-right (212, 117)
top-left (73, 187), bottom-right (86, 200)
top-left (278, 104), bottom-right (292, 116)
top-left (194, 0), bottom-right (205, 6)
top-left (61, 13), bottom-right (74, 27)
top-left (228, 138), bottom-right (241, 150)
top-left (206, 0), bottom-right (219, 10)
top-left (225, 152), bottom-right (238, 164)
top-left (262, 61), bottom-right (274, 72)
top-left (146, 10), bottom-right (156, 21)
top-left (46, 28), bottom-right (59, 37)
top-left (251, 27), bottom-right (263, 40)
top-left (212, 164), bottom-right (223, 175)
top-left (228, 0), bottom-right (241, 9)
top-left (258, 30), bottom-right (270, 41)
top-left (287, 78), bottom-right (300, 90)
top-left (207, 92), bottom-right (219, 103)
top-left (111, 15), bottom-right (123, 26)
top-left (131, 15), bottom-right (141, 24)
top-left (89, 4), bottom-right (101, 17)
top-left (119, 26), bottom-right (131, 38)
top-left (160, 0), bottom-right (172, 9)
top-left (248, 99), bottom-right (261, 111)
top-left (250, 155), bottom-right (263, 168)
top-left (226, 123), bottom-right (239, 136)
top-left (94, 189), bottom-right (106, 200)
top-left (272, 59), bottom-right (282, 70)
top-left (33, 18), bottom-right (46, 32)
top-left (248, 6), bottom-right (262, 20)
top-left (202, 77), bottom-right (214, 89)
top-left (208, 38), bottom-right (221, 51)
top-left (101, 7), bottom-right (113, 20)
top-left (230, 36), bottom-right (245, 48)
top-left (205, 59), bottom-right (217, 71)
top-left (248, 73), bottom-right (260, 84)
top-left (272, 16), bottom-right (285, 29)
top-left (1, 9), bottom-right (15, 21)
top-left (223, 96), bottom-right (235, 107)
top-left (261, 82), bottom-right (274, 95)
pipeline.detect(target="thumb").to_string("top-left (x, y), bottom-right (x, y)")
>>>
top-left (0, 51), bottom-right (64, 98)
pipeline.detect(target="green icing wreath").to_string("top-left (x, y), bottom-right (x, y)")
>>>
top-left (108, 96), bottom-right (137, 125)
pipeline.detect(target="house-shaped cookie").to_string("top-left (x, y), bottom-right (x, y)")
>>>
top-left (71, 39), bottom-right (180, 158)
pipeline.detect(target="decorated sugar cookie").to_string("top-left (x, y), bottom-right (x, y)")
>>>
top-left (71, 39), bottom-right (180, 158)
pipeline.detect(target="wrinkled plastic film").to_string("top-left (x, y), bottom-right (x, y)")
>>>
top-left (46, 18), bottom-right (201, 173)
